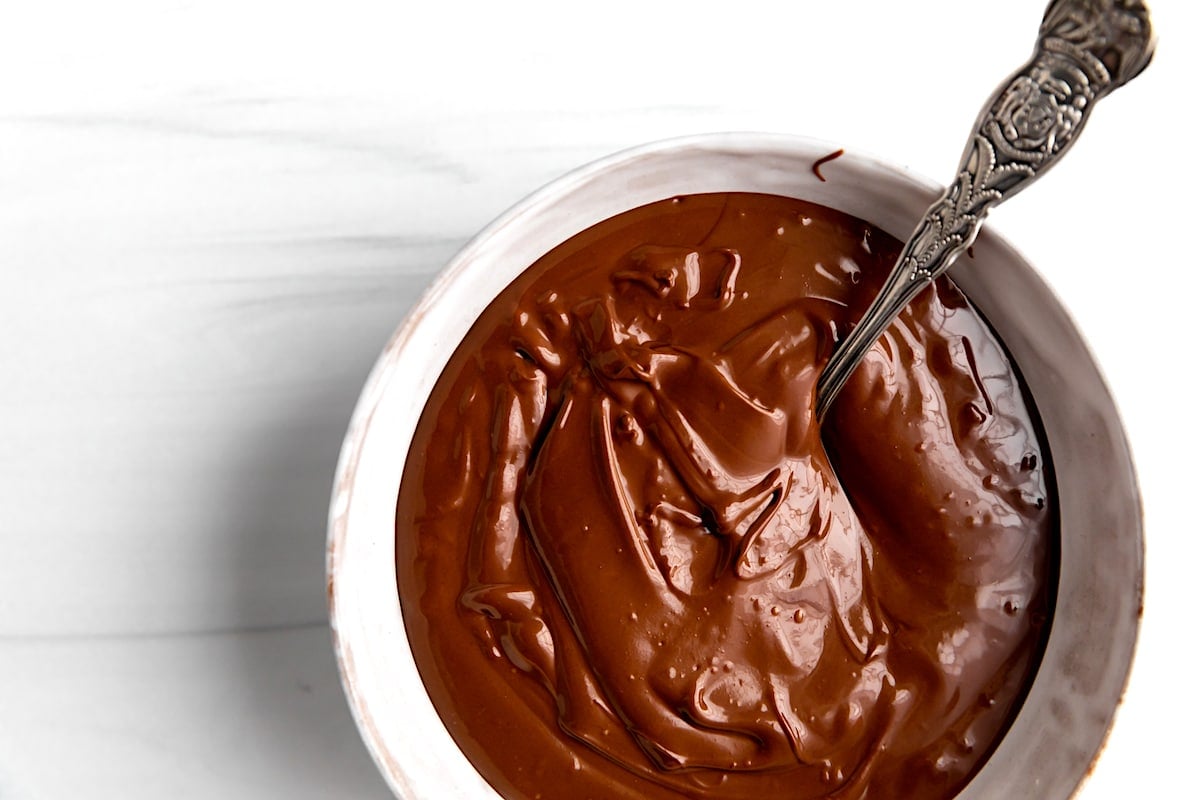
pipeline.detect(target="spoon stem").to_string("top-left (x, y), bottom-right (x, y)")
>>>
top-left (815, 0), bottom-right (1155, 422)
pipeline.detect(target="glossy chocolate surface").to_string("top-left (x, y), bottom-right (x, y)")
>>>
top-left (396, 193), bottom-right (1054, 799)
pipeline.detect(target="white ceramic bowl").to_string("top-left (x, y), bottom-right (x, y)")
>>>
top-left (327, 134), bottom-right (1142, 800)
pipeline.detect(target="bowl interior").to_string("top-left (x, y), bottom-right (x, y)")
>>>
top-left (328, 134), bottom-right (1142, 800)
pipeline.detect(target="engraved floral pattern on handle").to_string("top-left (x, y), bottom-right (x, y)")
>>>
top-left (906, 0), bottom-right (1153, 282)
top-left (816, 0), bottom-right (1154, 419)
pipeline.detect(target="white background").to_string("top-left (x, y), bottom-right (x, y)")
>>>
top-left (1, 1), bottom-right (1195, 797)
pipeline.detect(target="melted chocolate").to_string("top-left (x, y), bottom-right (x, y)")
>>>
top-left (396, 193), bottom-right (1053, 799)
top-left (811, 149), bottom-right (844, 182)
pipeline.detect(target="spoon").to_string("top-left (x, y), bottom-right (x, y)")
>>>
top-left (815, 0), bottom-right (1155, 422)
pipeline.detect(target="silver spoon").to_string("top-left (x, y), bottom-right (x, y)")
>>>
top-left (815, 0), bottom-right (1155, 421)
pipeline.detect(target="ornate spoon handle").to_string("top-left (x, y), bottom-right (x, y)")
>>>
top-left (815, 0), bottom-right (1155, 421)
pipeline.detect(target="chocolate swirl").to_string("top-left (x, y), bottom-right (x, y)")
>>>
top-left (397, 193), bottom-right (1053, 800)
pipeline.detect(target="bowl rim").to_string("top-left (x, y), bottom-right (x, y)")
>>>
top-left (327, 131), bottom-right (1143, 800)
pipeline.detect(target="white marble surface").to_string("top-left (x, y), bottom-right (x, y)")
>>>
top-left (1, 1), bottom-right (1195, 796)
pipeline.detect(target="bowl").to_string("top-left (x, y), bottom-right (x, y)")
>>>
top-left (327, 133), bottom-right (1142, 799)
